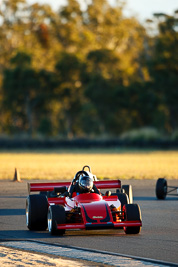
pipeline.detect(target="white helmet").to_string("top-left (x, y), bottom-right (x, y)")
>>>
top-left (79, 175), bottom-right (93, 193)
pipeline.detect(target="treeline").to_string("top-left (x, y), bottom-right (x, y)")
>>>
top-left (0, 0), bottom-right (177, 138)
top-left (0, 136), bottom-right (177, 149)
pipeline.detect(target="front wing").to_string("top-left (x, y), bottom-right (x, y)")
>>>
top-left (56, 221), bottom-right (142, 231)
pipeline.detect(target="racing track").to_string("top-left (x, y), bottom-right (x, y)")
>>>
top-left (0, 179), bottom-right (178, 265)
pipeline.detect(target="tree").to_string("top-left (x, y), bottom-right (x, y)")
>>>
top-left (54, 52), bottom-right (86, 137)
top-left (2, 52), bottom-right (55, 135)
top-left (2, 0), bottom-right (175, 138)
top-left (148, 12), bottom-right (178, 132)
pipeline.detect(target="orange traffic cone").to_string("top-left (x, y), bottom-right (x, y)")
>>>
top-left (13, 168), bottom-right (22, 182)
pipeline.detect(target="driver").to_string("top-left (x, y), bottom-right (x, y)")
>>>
top-left (76, 175), bottom-right (94, 195)
top-left (69, 169), bottom-right (100, 197)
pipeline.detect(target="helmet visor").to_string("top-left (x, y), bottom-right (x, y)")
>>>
top-left (79, 176), bottom-right (93, 191)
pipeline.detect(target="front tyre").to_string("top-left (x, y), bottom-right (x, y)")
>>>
top-left (26, 194), bottom-right (48, 230)
top-left (156, 178), bottom-right (167, 199)
top-left (48, 205), bottom-right (66, 236)
top-left (123, 204), bottom-right (141, 234)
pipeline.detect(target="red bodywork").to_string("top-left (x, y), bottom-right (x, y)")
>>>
top-left (28, 180), bottom-right (142, 231)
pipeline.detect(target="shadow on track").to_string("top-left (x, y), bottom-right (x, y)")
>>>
top-left (134, 196), bottom-right (156, 201)
top-left (0, 196), bottom-right (26, 199)
top-left (0, 230), bottom-right (65, 240)
top-left (0, 229), bottom-right (126, 240)
top-left (134, 196), bottom-right (178, 201)
top-left (0, 209), bottom-right (25, 216)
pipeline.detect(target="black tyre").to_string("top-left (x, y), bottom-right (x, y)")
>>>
top-left (122, 185), bottom-right (133, 204)
top-left (40, 191), bottom-right (48, 196)
top-left (124, 204), bottom-right (141, 234)
top-left (26, 194), bottom-right (48, 230)
top-left (156, 178), bottom-right (167, 199)
top-left (112, 192), bottom-right (129, 208)
top-left (48, 205), bottom-right (66, 235)
top-left (40, 191), bottom-right (57, 198)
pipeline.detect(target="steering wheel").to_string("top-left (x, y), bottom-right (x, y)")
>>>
top-left (72, 170), bottom-right (88, 184)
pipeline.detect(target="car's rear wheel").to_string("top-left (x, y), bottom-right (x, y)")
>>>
top-left (123, 204), bottom-right (141, 234)
top-left (156, 178), bottom-right (167, 199)
top-left (26, 194), bottom-right (48, 230)
top-left (48, 205), bottom-right (66, 235)
top-left (112, 192), bottom-right (129, 208)
top-left (122, 185), bottom-right (133, 203)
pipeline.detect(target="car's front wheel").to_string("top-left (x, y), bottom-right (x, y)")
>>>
top-left (48, 205), bottom-right (66, 235)
top-left (123, 204), bottom-right (141, 234)
top-left (26, 194), bottom-right (48, 230)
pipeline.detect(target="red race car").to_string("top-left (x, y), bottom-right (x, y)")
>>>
top-left (26, 165), bottom-right (142, 235)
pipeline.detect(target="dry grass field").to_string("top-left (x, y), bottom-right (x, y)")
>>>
top-left (0, 149), bottom-right (178, 180)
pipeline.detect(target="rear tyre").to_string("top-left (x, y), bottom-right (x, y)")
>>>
top-left (40, 191), bottom-right (57, 198)
top-left (112, 192), bottom-right (129, 208)
top-left (123, 204), bottom-right (141, 234)
top-left (156, 178), bottom-right (167, 199)
top-left (122, 185), bottom-right (133, 204)
top-left (40, 191), bottom-right (48, 196)
top-left (48, 205), bottom-right (66, 235)
top-left (26, 194), bottom-right (48, 230)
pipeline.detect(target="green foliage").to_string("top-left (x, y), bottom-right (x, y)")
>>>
top-left (10, 52), bottom-right (32, 67)
top-left (2, 52), bottom-right (56, 135)
top-left (38, 117), bottom-right (53, 136)
top-left (54, 52), bottom-right (85, 137)
top-left (148, 13), bottom-right (178, 132)
top-left (171, 129), bottom-right (178, 141)
top-left (120, 127), bottom-right (162, 142)
top-left (0, 0), bottom-right (177, 138)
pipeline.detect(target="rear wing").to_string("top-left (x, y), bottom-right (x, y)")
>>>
top-left (28, 180), bottom-right (121, 194)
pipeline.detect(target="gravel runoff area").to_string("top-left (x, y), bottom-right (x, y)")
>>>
top-left (0, 245), bottom-right (110, 267)
top-left (0, 246), bottom-right (85, 267)
top-left (0, 241), bottom-right (167, 267)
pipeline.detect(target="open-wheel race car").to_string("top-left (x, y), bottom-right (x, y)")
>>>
top-left (156, 178), bottom-right (178, 200)
top-left (26, 165), bottom-right (142, 235)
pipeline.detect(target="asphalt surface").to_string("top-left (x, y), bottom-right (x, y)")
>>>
top-left (0, 179), bottom-right (178, 265)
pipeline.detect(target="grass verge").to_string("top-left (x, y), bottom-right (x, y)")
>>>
top-left (0, 149), bottom-right (178, 180)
